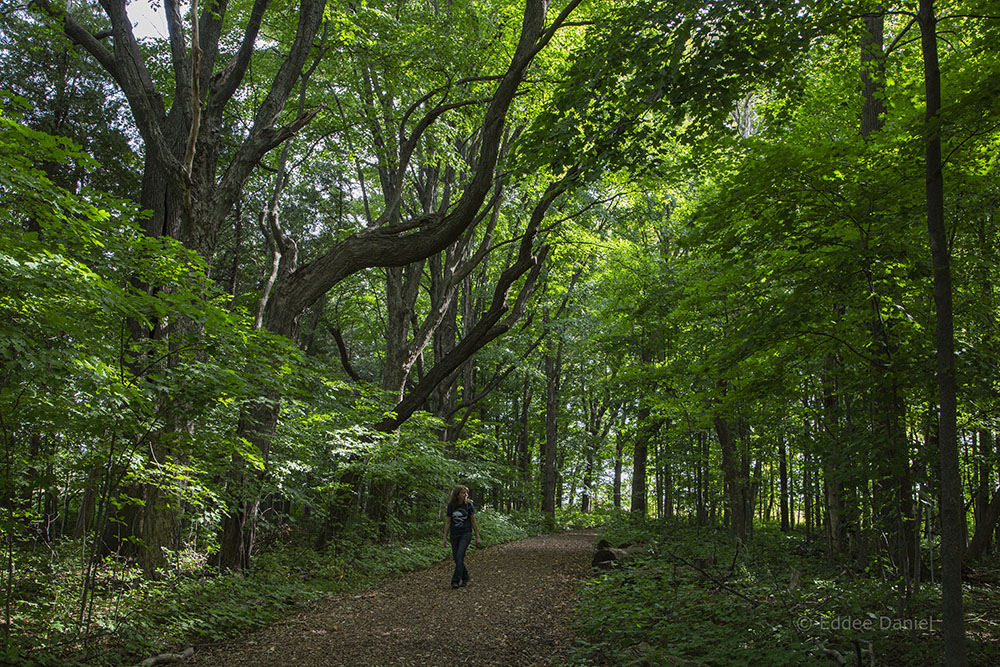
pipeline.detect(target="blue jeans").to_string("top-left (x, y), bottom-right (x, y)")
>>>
top-left (450, 531), bottom-right (472, 585)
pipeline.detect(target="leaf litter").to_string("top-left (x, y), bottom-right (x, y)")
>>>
top-left (189, 530), bottom-right (597, 666)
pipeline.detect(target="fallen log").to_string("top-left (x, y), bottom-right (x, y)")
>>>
top-left (592, 547), bottom-right (628, 569)
top-left (139, 647), bottom-right (194, 666)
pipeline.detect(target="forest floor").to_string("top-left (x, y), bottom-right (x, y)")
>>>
top-left (187, 529), bottom-right (597, 667)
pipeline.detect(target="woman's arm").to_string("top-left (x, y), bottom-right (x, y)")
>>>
top-left (442, 517), bottom-right (451, 546)
top-left (471, 513), bottom-right (480, 546)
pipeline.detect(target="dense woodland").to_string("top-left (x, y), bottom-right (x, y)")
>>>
top-left (2, 0), bottom-right (999, 664)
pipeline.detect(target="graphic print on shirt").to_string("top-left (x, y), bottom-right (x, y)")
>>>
top-left (451, 507), bottom-right (468, 530)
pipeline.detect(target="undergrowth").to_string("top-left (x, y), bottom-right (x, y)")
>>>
top-left (4, 508), bottom-right (570, 666)
top-left (569, 515), bottom-right (1000, 666)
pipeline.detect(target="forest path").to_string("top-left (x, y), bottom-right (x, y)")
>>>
top-left (189, 529), bottom-right (597, 666)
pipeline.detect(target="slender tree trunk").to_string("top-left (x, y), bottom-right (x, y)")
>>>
top-left (654, 438), bottom-right (663, 518)
top-left (516, 372), bottom-right (533, 510)
top-left (613, 434), bottom-right (623, 510)
top-left (804, 451), bottom-right (813, 539)
top-left (748, 456), bottom-right (762, 539)
top-left (919, 1), bottom-right (967, 662)
top-left (228, 196), bottom-right (243, 298)
top-left (780, 440), bottom-right (790, 532)
top-left (697, 431), bottom-right (708, 526)
top-left (861, 7), bottom-right (886, 140)
top-left (582, 453), bottom-right (594, 513)
top-left (663, 458), bottom-right (673, 518)
top-left (73, 475), bottom-right (98, 540)
top-left (973, 430), bottom-right (993, 555)
top-left (541, 335), bottom-right (562, 522)
top-left (821, 362), bottom-right (846, 554)
top-left (966, 485), bottom-right (1000, 564)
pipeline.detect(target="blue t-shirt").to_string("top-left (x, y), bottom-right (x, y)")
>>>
top-left (447, 501), bottom-right (475, 535)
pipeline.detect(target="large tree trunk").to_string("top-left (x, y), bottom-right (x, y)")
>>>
top-left (212, 398), bottom-right (280, 570)
top-left (40, 0), bottom-right (327, 573)
top-left (631, 407), bottom-right (652, 517)
top-left (715, 413), bottom-right (747, 543)
top-left (368, 259), bottom-right (423, 535)
top-left (382, 263), bottom-right (425, 401)
top-left (860, 7), bottom-right (886, 141)
top-left (919, 1), bottom-right (967, 662)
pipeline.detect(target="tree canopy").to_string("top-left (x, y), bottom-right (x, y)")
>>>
top-left (2, 0), bottom-right (1000, 664)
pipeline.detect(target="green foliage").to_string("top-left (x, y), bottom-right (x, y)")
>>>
top-left (0, 106), bottom-right (314, 657)
top-left (555, 506), bottom-right (621, 530)
top-left (0, 7), bottom-right (140, 199)
top-left (475, 510), bottom-right (531, 544)
top-left (570, 520), bottom-right (1000, 666)
top-left (8, 509), bottom-right (551, 665)
top-left (517, 0), bottom-right (858, 180)
top-left (3, 1), bottom-right (1000, 664)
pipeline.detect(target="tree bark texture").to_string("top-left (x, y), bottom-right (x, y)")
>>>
top-left (860, 8), bottom-right (886, 140)
top-left (631, 406), bottom-right (652, 517)
top-left (919, 1), bottom-right (967, 662)
top-left (715, 414), bottom-right (748, 543)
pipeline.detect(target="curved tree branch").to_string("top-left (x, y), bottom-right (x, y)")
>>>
top-left (374, 171), bottom-right (573, 432)
top-left (269, 0), bottom-right (583, 329)
top-left (208, 0), bottom-right (273, 114)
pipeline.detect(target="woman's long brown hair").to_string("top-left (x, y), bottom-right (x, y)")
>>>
top-left (447, 485), bottom-right (469, 509)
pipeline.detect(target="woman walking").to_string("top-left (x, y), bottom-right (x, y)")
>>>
top-left (443, 485), bottom-right (481, 588)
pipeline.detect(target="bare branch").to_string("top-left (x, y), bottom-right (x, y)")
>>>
top-left (182, 0), bottom-right (203, 210)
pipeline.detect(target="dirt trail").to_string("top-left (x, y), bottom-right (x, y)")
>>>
top-left (189, 530), bottom-right (597, 666)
